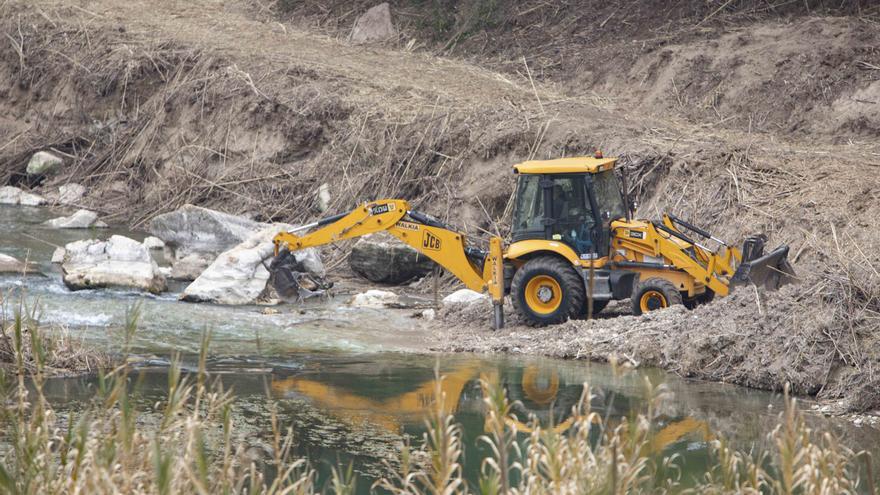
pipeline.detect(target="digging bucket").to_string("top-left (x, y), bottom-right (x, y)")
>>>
top-left (731, 235), bottom-right (796, 290)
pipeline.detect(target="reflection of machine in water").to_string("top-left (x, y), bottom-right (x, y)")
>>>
top-left (270, 360), bottom-right (712, 454)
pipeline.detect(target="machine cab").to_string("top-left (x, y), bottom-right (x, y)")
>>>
top-left (511, 157), bottom-right (627, 260)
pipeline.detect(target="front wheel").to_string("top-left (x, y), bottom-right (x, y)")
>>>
top-left (632, 277), bottom-right (683, 316)
top-left (511, 256), bottom-right (585, 327)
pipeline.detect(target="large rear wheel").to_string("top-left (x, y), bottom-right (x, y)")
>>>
top-left (511, 256), bottom-right (585, 327)
top-left (632, 277), bottom-right (683, 316)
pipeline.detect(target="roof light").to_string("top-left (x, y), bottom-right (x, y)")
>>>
top-left (594, 150), bottom-right (603, 158)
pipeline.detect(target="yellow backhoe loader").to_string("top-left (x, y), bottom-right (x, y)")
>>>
top-left (272, 155), bottom-right (795, 328)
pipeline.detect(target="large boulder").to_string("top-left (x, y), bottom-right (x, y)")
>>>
top-left (148, 204), bottom-right (265, 257)
top-left (0, 186), bottom-right (46, 206)
top-left (181, 225), bottom-right (324, 305)
top-left (43, 209), bottom-right (108, 229)
top-left (349, 3), bottom-right (396, 44)
top-left (62, 235), bottom-right (166, 293)
top-left (57, 183), bottom-right (86, 204)
top-left (349, 232), bottom-right (434, 284)
top-left (0, 253), bottom-right (40, 275)
top-left (26, 151), bottom-right (63, 176)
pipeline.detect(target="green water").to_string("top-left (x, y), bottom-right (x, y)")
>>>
top-left (4, 205), bottom-right (880, 491)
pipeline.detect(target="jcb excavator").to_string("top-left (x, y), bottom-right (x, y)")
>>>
top-left (272, 155), bottom-right (794, 328)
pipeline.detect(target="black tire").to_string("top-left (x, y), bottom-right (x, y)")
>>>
top-left (511, 256), bottom-right (585, 327)
top-left (631, 277), bottom-right (683, 316)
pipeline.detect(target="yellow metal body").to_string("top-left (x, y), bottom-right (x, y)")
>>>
top-left (272, 156), bottom-right (749, 325)
top-left (274, 199), bottom-right (502, 297)
top-left (608, 216), bottom-right (741, 297)
top-left (514, 156), bottom-right (617, 175)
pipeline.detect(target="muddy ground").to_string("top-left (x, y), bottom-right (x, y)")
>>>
top-left (0, 0), bottom-right (878, 412)
top-left (431, 283), bottom-right (879, 414)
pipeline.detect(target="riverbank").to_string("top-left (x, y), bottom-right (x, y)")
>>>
top-left (431, 277), bottom-right (880, 416)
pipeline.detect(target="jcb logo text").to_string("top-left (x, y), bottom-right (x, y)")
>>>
top-left (422, 231), bottom-right (441, 251)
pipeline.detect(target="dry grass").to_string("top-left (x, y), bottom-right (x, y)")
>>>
top-left (0, 301), bottom-right (113, 376)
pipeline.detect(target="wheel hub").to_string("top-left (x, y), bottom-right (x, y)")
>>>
top-left (537, 285), bottom-right (554, 303)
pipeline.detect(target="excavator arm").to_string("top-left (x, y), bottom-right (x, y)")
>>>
top-left (272, 199), bottom-right (507, 327)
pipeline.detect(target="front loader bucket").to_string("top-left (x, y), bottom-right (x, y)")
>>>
top-left (731, 245), bottom-right (796, 290)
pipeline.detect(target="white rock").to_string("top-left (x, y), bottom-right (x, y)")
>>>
top-left (421, 308), bottom-right (436, 321)
top-left (442, 289), bottom-right (488, 306)
top-left (0, 253), bottom-right (39, 275)
top-left (43, 209), bottom-right (108, 229)
top-left (158, 266), bottom-right (172, 278)
top-left (62, 235), bottom-right (166, 293)
top-left (317, 183), bottom-right (331, 212)
top-left (142, 236), bottom-right (165, 250)
top-left (26, 151), bottom-right (63, 176)
top-left (57, 183), bottom-right (86, 204)
top-left (19, 190), bottom-right (46, 206)
top-left (0, 186), bottom-right (46, 206)
top-left (181, 225), bottom-right (323, 305)
top-left (349, 3), bottom-right (396, 44)
top-left (51, 247), bottom-right (65, 263)
top-left (350, 289), bottom-right (399, 308)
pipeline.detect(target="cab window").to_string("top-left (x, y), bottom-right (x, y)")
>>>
top-left (549, 176), bottom-right (595, 255)
top-left (512, 175), bottom-right (545, 235)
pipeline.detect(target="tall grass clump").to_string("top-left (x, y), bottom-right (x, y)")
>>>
top-left (0, 307), bottom-right (875, 494)
top-left (0, 300), bottom-right (112, 376)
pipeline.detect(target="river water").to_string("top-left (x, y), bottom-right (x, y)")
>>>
top-left (3, 205), bottom-right (878, 491)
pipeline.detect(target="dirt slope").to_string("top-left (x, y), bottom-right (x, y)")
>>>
top-left (0, 0), bottom-right (878, 411)
top-left (285, 0), bottom-right (880, 141)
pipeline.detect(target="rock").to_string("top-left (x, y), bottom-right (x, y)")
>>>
top-left (26, 151), bottom-right (63, 176)
top-left (42, 209), bottom-right (108, 229)
top-left (170, 253), bottom-right (213, 281)
top-left (181, 225), bottom-right (324, 305)
top-left (51, 247), bottom-right (65, 263)
top-left (349, 232), bottom-right (434, 284)
top-left (142, 236), bottom-right (165, 250)
top-left (317, 183), bottom-right (331, 212)
top-left (0, 253), bottom-right (39, 275)
top-left (148, 204), bottom-right (264, 257)
top-left (0, 186), bottom-right (46, 206)
top-left (350, 289), bottom-right (399, 308)
top-left (18, 190), bottom-right (45, 206)
top-left (421, 308), bottom-right (436, 321)
top-left (349, 3), bottom-right (396, 44)
top-left (157, 266), bottom-right (172, 278)
top-left (62, 235), bottom-right (166, 293)
top-left (442, 289), bottom-right (488, 306)
top-left (57, 183), bottom-right (86, 204)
